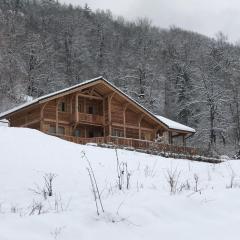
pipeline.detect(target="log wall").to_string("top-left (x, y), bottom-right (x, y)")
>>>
top-left (7, 84), bottom-right (188, 147)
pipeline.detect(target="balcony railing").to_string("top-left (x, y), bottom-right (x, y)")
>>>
top-left (49, 134), bottom-right (198, 156)
top-left (72, 112), bottom-right (104, 125)
top-left (106, 136), bottom-right (198, 155)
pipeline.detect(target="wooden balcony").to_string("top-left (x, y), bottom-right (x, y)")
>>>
top-left (50, 134), bottom-right (198, 156)
top-left (72, 112), bottom-right (104, 125)
top-left (106, 136), bottom-right (198, 155)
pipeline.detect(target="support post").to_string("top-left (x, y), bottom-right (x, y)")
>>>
top-left (108, 92), bottom-right (115, 136)
top-left (169, 132), bottom-right (172, 144)
top-left (56, 99), bottom-right (60, 134)
top-left (83, 97), bottom-right (86, 113)
top-left (138, 114), bottom-right (144, 139)
top-left (40, 102), bottom-right (48, 132)
top-left (123, 103), bottom-right (129, 138)
top-left (103, 97), bottom-right (106, 137)
top-left (183, 135), bottom-right (186, 146)
top-left (75, 94), bottom-right (79, 122)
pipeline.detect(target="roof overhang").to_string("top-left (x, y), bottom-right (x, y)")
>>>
top-left (0, 76), bottom-right (196, 135)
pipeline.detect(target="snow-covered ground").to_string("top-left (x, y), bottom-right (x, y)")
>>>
top-left (0, 126), bottom-right (240, 240)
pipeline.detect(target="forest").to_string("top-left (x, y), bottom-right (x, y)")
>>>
top-left (1, 0), bottom-right (240, 155)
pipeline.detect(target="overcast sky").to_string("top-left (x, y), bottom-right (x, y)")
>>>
top-left (60, 0), bottom-right (240, 43)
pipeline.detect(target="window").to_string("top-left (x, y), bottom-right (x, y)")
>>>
top-left (112, 128), bottom-right (124, 137)
top-left (141, 132), bottom-right (151, 141)
top-left (48, 125), bottom-right (56, 134)
top-left (88, 106), bottom-right (93, 114)
top-left (87, 130), bottom-right (93, 138)
top-left (58, 126), bottom-right (65, 135)
top-left (58, 101), bottom-right (66, 112)
top-left (78, 103), bottom-right (82, 112)
top-left (87, 105), bottom-right (98, 114)
top-left (74, 129), bottom-right (81, 137)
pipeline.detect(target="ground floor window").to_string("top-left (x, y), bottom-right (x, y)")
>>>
top-left (141, 132), bottom-right (151, 141)
top-left (112, 128), bottom-right (124, 137)
top-left (58, 126), bottom-right (65, 135)
top-left (74, 129), bottom-right (81, 137)
top-left (48, 125), bottom-right (65, 135)
top-left (48, 125), bottom-right (56, 134)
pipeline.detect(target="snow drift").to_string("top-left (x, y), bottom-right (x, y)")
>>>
top-left (0, 126), bottom-right (240, 240)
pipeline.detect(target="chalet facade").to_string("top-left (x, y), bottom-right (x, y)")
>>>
top-left (0, 77), bottom-right (196, 154)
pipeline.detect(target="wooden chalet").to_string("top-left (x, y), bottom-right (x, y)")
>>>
top-left (0, 77), bottom-right (197, 155)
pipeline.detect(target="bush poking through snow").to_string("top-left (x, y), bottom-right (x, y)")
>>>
top-left (43, 173), bottom-right (57, 197)
top-left (29, 172), bottom-right (57, 199)
top-left (165, 168), bottom-right (181, 194)
top-left (226, 173), bottom-right (236, 189)
top-left (81, 150), bottom-right (104, 216)
top-left (115, 148), bottom-right (131, 190)
top-left (29, 201), bottom-right (44, 215)
top-left (179, 180), bottom-right (191, 192)
top-left (50, 226), bottom-right (66, 240)
top-left (194, 174), bottom-right (199, 192)
top-left (144, 162), bottom-right (157, 178)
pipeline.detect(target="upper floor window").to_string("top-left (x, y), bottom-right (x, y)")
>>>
top-left (88, 106), bottom-right (93, 114)
top-left (48, 125), bottom-right (56, 134)
top-left (87, 105), bottom-right (98, 114)
top-left (58, 101), bottom-right (67, 112)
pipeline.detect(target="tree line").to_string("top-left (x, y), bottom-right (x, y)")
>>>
top-left (1, 0), bottom-right (240, 155)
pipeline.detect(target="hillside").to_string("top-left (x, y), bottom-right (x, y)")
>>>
top-left (1, 1), bottom-right (240, 154)
top-left (0, 126), bottom-right (240, 240)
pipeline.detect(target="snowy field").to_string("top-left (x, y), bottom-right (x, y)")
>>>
top-left (0, 126), bottom-right (240, 240)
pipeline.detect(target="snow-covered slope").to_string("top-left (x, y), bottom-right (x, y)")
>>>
top-left (0, 127), bottom-right (240, 240)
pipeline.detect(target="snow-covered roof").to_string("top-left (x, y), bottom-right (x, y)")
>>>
top-left (155, 115), bottom-right (196, 133)
top-left (0, 119), bottom-right (9, 127)
top-left (0, 76), bottom-right (196, 134)
top-left (0, 76), bottom-right (103, 119)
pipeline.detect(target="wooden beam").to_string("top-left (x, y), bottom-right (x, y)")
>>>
top-left (103, 97), bottom-right (106, 137)
top-left (138, 114), bottom-right (144, 139)
top-left (75, 94), bottom-right (78, 122)
top-left (76, 93), bottom-right (103, 100)
top-left (20, 119), bottom-right (41, 127)
top-left (70, 95), bottom-right (74, 114)
top-left (123, 103), bottom-right (129, 138)
top-left (56, 99), bottom-right (61, 134)
top-left (83, 97), bottom-right (86, 113)
top-left (169, 132), bottom-right (172, 144)
top-left (40, 102), bottom-right (48, 131)
top-left (90, 87), bottom-right (95, 95)
top-left (108, 92), bottom-right (115, 136)
top-left (39, 80), bottom-right (103, 103)
top-left (112, 122), bottom-right (153, 131)
top-left (183, 135), bottom-right (186, 146)
top-left (43, 118), bottom-right (69, 124)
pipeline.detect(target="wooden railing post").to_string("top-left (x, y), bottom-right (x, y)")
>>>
top-left (138, 114), bottom-right (144, 140)
top-left (75, 94), bottom-right (79, 122)
top-left (108, 92), bottom-right (115, 137)
top-left (56, 98), bottom-right (62, 134)
top-left (123, 103), bottom-right (129, 138)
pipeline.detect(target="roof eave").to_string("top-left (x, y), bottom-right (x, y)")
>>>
top-left (0, 76), bottom-right (104, 119)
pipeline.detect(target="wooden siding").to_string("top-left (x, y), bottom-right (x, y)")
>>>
top-left (125, 109), bottom-right (138, 126)
top-left (5, 80), bottom-right (195, 154)
top-left (10, 106), bottom-right (40, 127)
top-left (111, 98), bottom-right (123, 124)
top-left (43, 100), bottom-right (56, 120)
